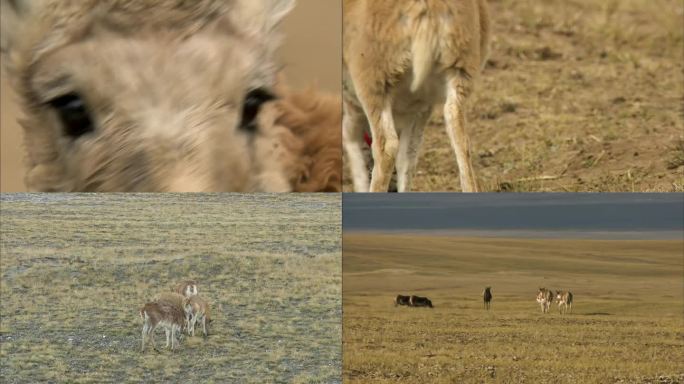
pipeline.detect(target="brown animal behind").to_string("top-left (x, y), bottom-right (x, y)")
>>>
top-left (173, 280), bottom-right (198, 298)
top-left (185, 295), bottom-right (212, 337)
top-left (154, 292), bottom-right (187, 310)
top-left (274, 87), bottom-right (342, 192)
top-left (343, 0), bottom-right (490, 192)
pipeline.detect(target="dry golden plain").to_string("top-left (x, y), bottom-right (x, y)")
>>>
top-left (343, 233), bottom-right (683, 383)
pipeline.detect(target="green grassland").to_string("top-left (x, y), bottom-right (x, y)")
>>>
top-left (343, 233), bottom-right (684, 383)
top-left (343, 0), bottom-right (684, 192)
top-left (0, 194), bottom-right (341, 383)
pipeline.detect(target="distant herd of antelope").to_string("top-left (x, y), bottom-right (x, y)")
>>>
top-left (139, 280), bottom-right (212, 352)
top-left (394, 287), bottom-right (574, 314)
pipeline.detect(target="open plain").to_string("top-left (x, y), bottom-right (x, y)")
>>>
top-left (0, 194), bottom-right (342, 383)
top-left (343, 233), bottom-right (683, 383)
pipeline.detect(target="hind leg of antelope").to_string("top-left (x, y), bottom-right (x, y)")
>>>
top-left (148, 327), bottom-right (158, 351)
top-left (190, 314), bottom-right (197, 337)
top-left (164, 328), bottom-right (171, 349)
top-left (141, 324), bottom-right (148, 352)
top-left (171, 325), bottom-right (179, 350)
top-left (343, 98), bottom-right (371, 192)
top-left (444, 70), bottom-right (479, 192)
top-left (395, 109), bottom-right (430, 192)
top-left (353, 87), bottom-right (398, 192)
top-left (202, 316), bottom-right (207, 338)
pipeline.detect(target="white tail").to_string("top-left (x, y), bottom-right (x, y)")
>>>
top-left (410, 15), bottom-right (437, 92)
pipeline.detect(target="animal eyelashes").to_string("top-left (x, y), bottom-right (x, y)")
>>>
top-left (1, 0), bottom-right (341, 192)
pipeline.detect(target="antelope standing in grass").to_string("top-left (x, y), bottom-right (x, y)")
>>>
top-left (185, 296), bottom-right (212, 337)
top-left (556, 291), bottom-right (573, 315)
top-left (483, 287), bottom-right (492, 310)
top-left (343, 0), bottom-right (490, 192)
top-left (536, 288), bottom-right (554, 314)
top-left (140, 301), bottom-right (185, 352)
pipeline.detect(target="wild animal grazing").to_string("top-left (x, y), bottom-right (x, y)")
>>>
top-left (536, 288), bottom-right (554, 314)
top-left (184, 295), bottom-right (212, 337)
top-left (343, 0), bottom-right (490, 192)
top-left (0, 0), bottom-right (341, 192)
top-left (395, 294), bottom-right (411, 306)
top-left (483, 287), bottom-right (492, 310)
top-left (556, 291), bottom-right (573, 315)
top-left (409, 295), bottom-right (433, 308)
top-left (139, 301), bottom-right (185, 352)
top-left (174, 280), bottom-right (199, 298)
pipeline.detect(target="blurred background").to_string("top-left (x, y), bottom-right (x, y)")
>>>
top-left (0, 0), bottom-right (341, 192)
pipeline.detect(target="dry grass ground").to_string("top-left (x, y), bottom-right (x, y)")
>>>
top-left (343, 0), bottom-right (684, 192)
top-left (343, 233), bottom-right (684, 383)
top-left (0, 194), bottom-right (341, 383)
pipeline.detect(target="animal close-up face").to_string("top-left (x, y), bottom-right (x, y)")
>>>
top-left (1, 0), bottom-right (332, 192)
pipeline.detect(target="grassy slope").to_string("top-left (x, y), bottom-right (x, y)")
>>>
top-left (0, 194), bottom-right (341, 383)
top-left (343, 233), bottom-right (684, 383)
top-left (343, 0), bottom-right (684, 192)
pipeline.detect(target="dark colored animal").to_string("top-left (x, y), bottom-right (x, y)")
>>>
top-left (395, 294), bottom-right (411, 306)
top-left (409, 295), bottom-right (433, 308)
top-left (483, 287), bottom-right (492, 310)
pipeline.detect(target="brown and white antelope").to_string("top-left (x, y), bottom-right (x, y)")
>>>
top-left (185, 296), bottom-right (212, 337)
top-left (556, 291), bottom-right (573, 315)
top-left (343, 0), bottom-right (490, 192)
top-left (536, 288), bottom-right (554, 314)
top-left (483, 287), bottom-right (492, 310)
top-left (139, 301), bottom-right (185, 352)
top-left (174, 280), bottom-right (199, 298)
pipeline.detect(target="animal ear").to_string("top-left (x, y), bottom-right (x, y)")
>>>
top-left (229, 0), bottom-right (295, 38)
top-left (1, 0), bottom-right (35, 73)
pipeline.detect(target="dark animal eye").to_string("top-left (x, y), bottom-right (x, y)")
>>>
top-left (47, 93), bottom-right (94, 139)
top-left (240, 88), bottom-right (276, 131)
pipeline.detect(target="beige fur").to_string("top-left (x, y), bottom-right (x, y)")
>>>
top-left (139, 301), bottom-right (185, 352)
top-left (1, 0), bottom-right (341, 192)
top-left (556, 291), bottom-right (573, 315)
top-left (153, 292), bottom-right (187, 311)
top-left (184, 295), bottom-right (212, 337)
top-left (343, 0), bottom-right (490, 192)
top-left (173, 280), bottom-right (198, 298)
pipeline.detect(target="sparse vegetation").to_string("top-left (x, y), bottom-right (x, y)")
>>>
top-left (0, 194), bottom-right (342, 383)
top-left (343, 0), bottom-right (684, 191)
top-left (343, 233), bottom-right (684, 383)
